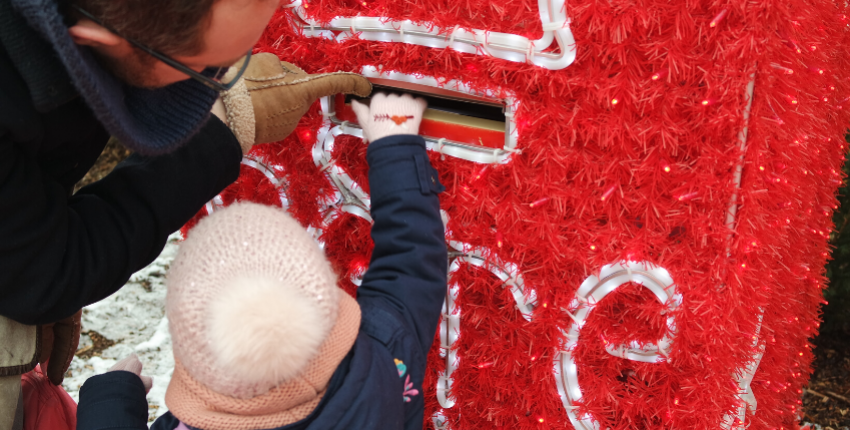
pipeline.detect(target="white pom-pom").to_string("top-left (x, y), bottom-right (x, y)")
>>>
top-left (206, 275), bottom-right (331, 386)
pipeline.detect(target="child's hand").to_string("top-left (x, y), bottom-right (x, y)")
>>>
top-left (351, 93), bottom-right (427, 143)
top-left (108, 354), bottom-right (153, 393)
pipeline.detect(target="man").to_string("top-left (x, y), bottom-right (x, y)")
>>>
top-left (0, 0), bottom-right (371, 427)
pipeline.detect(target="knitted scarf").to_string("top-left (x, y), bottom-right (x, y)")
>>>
top-left (1, 0), bottom-right (218, 155)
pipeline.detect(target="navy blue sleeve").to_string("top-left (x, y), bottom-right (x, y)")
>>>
top-left (0, 116), bottom-right (242, 325)
top-left (150, 413), bottom-right (181, 430)
top-left (76, 371), bottom-right (151, 430)
top-left (356, 134), bottom-right (447, 355)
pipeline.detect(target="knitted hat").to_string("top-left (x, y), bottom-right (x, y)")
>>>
top-left (165, 203), bottom-right (361, 429)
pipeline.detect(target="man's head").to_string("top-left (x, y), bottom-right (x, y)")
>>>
top-left (67, 0), bottom-right (284, 88)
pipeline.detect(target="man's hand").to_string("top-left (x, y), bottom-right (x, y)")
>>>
top-left (351, 93), bottom-right (427, 143)
top-left (108, 354), bottom-right (153, 393)
top-left (38, 309), bottom-right (82, 385)
top-left (220, 53), bottom-right (372, 154)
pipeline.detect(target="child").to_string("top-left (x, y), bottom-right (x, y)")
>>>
top-left (76, 93), bottom-right (447, 430)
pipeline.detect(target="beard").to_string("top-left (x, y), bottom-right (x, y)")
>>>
top-left (93, 48), bottom-right (169, 89)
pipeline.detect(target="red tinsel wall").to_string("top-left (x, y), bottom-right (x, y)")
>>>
top-left (182, 0), bottom-right (850, 428)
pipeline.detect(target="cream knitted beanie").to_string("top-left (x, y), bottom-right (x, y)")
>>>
top-left (166, 202), bottom-right (340, 400)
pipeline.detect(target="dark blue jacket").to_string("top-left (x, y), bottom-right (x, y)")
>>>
top-left (77, 134), bottom-right (448, 430)
top-left (0, 0), bottom-right (241, 326)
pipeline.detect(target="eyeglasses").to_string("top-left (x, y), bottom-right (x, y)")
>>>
top-left (71, 5), bottom-right (252, 92)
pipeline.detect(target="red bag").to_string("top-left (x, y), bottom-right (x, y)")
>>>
top-left (20, 364), bottom-right (76, 430)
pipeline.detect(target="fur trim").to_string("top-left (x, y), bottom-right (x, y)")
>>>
top-left (220, 74), bottom-right (256, 153)
top-left (205, 275), bottom-right (331, 386)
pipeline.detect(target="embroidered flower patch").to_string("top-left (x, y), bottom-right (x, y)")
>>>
top-left (394, 358), bottom-right (419, 403)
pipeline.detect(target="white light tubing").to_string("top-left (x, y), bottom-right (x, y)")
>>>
top-left (289, 0), bottom-right (576, 70)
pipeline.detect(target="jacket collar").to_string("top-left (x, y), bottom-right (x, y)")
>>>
top-left (0, 0), bottom-right (77, 112)
top-left (2, 0), bottom-right (218, 155)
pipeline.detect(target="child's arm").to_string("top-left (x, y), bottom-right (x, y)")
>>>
top-left (76, 355), bottom-right (156, 430)
top-left (352, 94), bottom-right (448, 353)
top-left (76, 372), bottom-right (150, 430)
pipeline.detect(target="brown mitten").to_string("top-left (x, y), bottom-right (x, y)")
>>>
top-left (38, 309), bottom-right (82, 385)
top-left (220, 53), bottom-right (372, 153)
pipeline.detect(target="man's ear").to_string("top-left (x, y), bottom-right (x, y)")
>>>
top-left (68, 18), bottom-right (122, 47)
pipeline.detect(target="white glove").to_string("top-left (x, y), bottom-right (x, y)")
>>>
top-left (108, 354), bottom-right (153, 394)
top-left (351, 93), bottom-right (427, 143)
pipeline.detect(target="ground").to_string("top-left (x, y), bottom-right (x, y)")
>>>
top-left (801, 329), bottom-right (850, 428)
top-left (63, 140), bottom-right (850, 427)
top-left (62, 233), bottom-right (178, 422)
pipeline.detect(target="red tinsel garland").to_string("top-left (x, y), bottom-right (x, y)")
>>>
top-left (182, 0), bottom-right (850, 428)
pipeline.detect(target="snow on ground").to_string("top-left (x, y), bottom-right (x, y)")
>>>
top-left (63, 232), bottom-right (180, 422)
top-left (803, 424), bottom-right (850, 430)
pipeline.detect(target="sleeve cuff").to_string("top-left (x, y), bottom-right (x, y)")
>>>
top-left (366, 135), bottom-right (445, 203)
top-left (78, 371), bottom-right (149, 429)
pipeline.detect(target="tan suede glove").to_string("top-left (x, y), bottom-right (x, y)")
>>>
top-left (220, 53), bottom-right (372, 153)
top-left (38, 309), bottom-right (82, 385)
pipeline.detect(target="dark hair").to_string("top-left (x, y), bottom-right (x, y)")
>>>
top-left (69, 0), bottom-right (217, 56)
